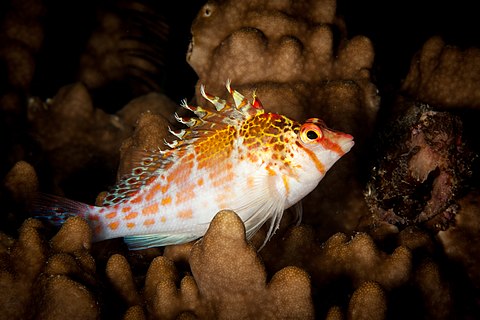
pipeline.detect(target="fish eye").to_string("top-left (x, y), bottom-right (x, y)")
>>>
top-left (300, 123), bottom-right (323, 143)
top-left (306, 130), bottom-right (318, 140)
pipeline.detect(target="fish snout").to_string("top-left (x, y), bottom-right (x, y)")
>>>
top-left (338, 133), bottom-right (355, 154)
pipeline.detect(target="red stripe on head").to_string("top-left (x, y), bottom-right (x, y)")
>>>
top-left (295, 141), bottom-right (325, 174)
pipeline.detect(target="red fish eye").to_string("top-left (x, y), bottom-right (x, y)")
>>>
top-left (300, 123), bottom-right (323, 143)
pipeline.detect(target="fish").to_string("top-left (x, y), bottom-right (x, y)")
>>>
top-left (34, 81), bottom-right (354, 250)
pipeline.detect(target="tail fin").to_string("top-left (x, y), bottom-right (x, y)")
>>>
top-left (31, 193), bottom-right (92, 226)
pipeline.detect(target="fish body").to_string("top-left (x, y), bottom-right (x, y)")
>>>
top-left (35, 82), bottom-right (354, 250)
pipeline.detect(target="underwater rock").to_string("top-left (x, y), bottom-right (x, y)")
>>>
top-left (364, 103), bottom-right (474, 232)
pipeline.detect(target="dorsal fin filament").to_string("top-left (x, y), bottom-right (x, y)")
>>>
top-left (200, 85), bottom-right (228, 111)
top-left (251, 90), bottom-right (263, 109)
top-left (174, 113), bottom-right (203, 127)
top-left (168, 126), bottom-right (186, 139)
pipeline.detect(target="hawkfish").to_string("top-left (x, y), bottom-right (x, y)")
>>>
top-left (34, 82), bottom-right (354, 250)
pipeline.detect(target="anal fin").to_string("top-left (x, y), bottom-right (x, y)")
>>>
top-left (291, 201), bottom-right (303, 226)
top-left (124, 233), bottom-right (199, 250)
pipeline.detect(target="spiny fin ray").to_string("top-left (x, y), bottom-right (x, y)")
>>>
top-left (200, 84), bottom-right (228, 111)
top-left (226, 79), bottom-right (247, 109)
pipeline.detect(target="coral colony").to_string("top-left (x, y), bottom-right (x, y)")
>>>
top-left (1, 0), bottom-right (480, 319)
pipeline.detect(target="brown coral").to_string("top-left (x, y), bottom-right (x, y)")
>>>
top-left (0, 0), bottom-right (46, 177)
top-left (0, 0), bottom-right (45, 93)
top-left (261, 225), bottom-right (412, 291)
top-left (347, 281), bottom-right (387, 320)
top-left (189, 211), bottom-right (313, 319)
top-left (27, 82), bottom-right (176, 198)
top-left (0, 216), bottom-right (100, 320)
top-left (78, 1), bottom-right (169, 100)
top-left (105, 211), bottom-right (314, 319)
top-left (438, 191), bottom-right (480, 288)
top-left (402, 36), bottom-right (480, 109)
top-left (188, 0), bottom-right (378, 131)
top-left (259, 220), bottom-right (470, 318)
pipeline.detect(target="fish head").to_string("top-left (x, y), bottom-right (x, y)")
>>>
top-left (297, 118), bottom-right (354, 170)
top-left (282, 117), bottom-right (354, 207)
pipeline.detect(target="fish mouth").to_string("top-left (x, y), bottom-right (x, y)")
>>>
top-left (339, 134), bottom-right (355, 154)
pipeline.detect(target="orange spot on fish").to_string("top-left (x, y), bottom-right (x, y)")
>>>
top-left (127, 222), bottom-right (135, 229)
top-left (151, 183), bottom-right (162, 192)
top-left (109, 221), bottom-right (120, 230)
top-left (146, 184), bottom-right (161, 201)
top-left (161, 216), bottom-right (166, 223)
top-left (167, 162), bottom-right (193, 184)
top-left (161, 185), bottom-right (169, 194)
top-left (144, 218), bottom-right (155, 226)
top-left (177, 209), bottom-right (193, 219)
top-left (197, 178), bottom-right (204, 186)
top-left (247, 152), bottom-right (259, 162)
top-left (247, 176), bottom-right (255, 188)
top-left (175, 185), bottom-right (195, 204)
top-left (212, 171), bottom-right (235, 187)
top-left (266, 166), bottom-right (277, 176)
top-left (90, 214), bottom-right (100, 221)
top-left (147, 176), bottom-right (156, 184)
top-left (130, 196), bottom-right (143, 204)
top-left (124, 212), bottom-right (138, 220)
top-left (106, 212), bottom-right (117, 219)
top-left (161, 196), bottom-right (172, 205)
top-left (122, 206), bottom-right (131, 213)
top-left (142, 203), bottom-right (158, 216)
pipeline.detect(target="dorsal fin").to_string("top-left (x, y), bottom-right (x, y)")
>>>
top-left (101, 82), bottom-right (263, 206)
top-left (101, 149), bottom-right (174, 206)
top-left (171, 82), bottom-right (265, 146)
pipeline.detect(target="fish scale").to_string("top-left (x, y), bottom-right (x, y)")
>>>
top-left (33, 81), bottom-right (354, 250)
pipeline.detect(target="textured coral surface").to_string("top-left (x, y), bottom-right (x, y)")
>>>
top-left (1, 0), bottom-right (480, 319)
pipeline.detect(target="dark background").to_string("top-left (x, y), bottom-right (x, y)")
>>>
top-left (5, 0), bottom-right (477, 105)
